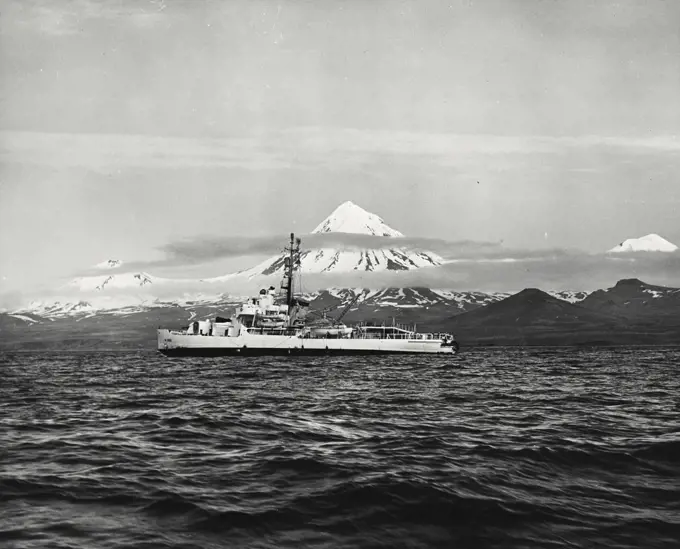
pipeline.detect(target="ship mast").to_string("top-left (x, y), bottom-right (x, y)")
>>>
top-left (282, 232), bottom-right (302, 309)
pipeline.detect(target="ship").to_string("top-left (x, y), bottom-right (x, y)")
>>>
top-left (157, 233), bottom-right (459, 356)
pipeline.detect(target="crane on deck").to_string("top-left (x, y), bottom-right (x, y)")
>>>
top-left (334, 294), bottom-right (360, 325)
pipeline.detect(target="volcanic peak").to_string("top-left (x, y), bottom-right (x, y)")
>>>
top-left (608, 234), bottom-right (678, 253)
top-left (312, 201), bottom-right (404, 237)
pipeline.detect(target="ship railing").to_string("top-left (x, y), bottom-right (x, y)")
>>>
top-left (352, 332), bottom-right (414, 340)
top-left (295, 331), bottom-right (448, 341)
top-left (355, 332), bottom-right (448, 341)
top-left (246, 327), bottom-right (301, 336)
top-left (422, 333), bottom-right (450, 341)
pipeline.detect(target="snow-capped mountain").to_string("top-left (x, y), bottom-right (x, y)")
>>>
top-left (4, 280), bottom-right (678, 349)
top-left (240, 201), bottom-right (443, 277)
top-left (608, 234), bottom-right (678, 253)
top-left (69, 272), bottom-right (156, 292)
top-left (312, 201), bottom-right (404, 237)
top-left (9, 287), bottom-right (591, 322)
top-left (303, 287), bottom-right (590, 323)
top-left (66, 201), bottom-right (442, 292)
top-left (17, 292), bottom-right (247, 320)
top-left (8, 286), bottom-right (510, 322)
top-left (307, 287), bottom-right (510, 313)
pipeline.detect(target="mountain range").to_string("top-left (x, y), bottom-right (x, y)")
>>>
top-left (1, 201), bottom-right (678, 349)
top-left (431, 281), bottom-right (680, 346)
top-left (1, 278), bottom-right (678, 350)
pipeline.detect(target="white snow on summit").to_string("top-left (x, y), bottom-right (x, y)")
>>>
top-left (312, 201), bottom-right (404, 237)
top-left (608, 234), bottom-right (678, 253)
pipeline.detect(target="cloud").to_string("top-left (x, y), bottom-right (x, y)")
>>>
top-left (0, 131), bottom-right (296, 173)
top-left (4, 0), bottom-right (170, 36)
top-left (102, 233), bottom-right (507, 272)
top-left (281, 128), bottom-right (680, 163)
top-left (2, 128), bottom-right (678, 176)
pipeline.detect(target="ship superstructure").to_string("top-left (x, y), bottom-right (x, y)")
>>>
top-left (157, 233), bottom-right (459, 356)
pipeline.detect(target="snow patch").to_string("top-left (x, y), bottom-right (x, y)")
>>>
top-left (547, 291), bottom-right (591, 303)
top-left (69, 272), bottom-right (157, 292)
top-left (9, 314), bottom-right (39, 323)
top-left (643, 289), bottom-right (663, 299)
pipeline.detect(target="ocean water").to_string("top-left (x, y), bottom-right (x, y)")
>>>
top-left (1, 348), bottom-right (679, 549)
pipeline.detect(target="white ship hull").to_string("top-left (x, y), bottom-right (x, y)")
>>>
top-left (157, 329), bottom-right (457, 356)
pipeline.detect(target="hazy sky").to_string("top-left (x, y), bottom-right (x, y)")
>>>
top-left (1, 0), bottom-right (679, 297)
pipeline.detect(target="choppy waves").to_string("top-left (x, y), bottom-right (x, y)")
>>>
top-left (1, 348), bottom-right (679, 548)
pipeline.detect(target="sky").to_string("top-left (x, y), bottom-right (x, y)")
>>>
top-left (1, 0), bottom-right (679, 302)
